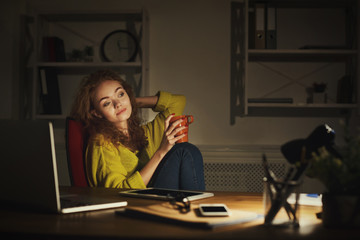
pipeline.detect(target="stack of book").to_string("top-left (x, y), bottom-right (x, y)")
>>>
top-left (42, 36), bottom-right (66, 62)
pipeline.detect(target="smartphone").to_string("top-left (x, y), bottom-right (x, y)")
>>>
top-left (198, 204), bottom-right (230, 217)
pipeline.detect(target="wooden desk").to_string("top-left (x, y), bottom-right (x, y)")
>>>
top-left (0, 187), bottom-right (359, 240)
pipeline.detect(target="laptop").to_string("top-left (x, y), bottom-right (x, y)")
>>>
top-left (0, 120), bottom-right (127, 214)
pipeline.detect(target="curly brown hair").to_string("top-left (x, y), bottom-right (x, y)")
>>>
top-left (70, 69), bottom-right (148, 151)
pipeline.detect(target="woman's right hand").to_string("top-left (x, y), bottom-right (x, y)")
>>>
top-left (157, 114), bottom-right (187, 155)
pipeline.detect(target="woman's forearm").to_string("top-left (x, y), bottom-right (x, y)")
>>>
top-left (139, 113), bottom-right (187, 186)
top-left (136, 96), bottom-right (158, 108)
top-left (139, 149), bottom-right (166, 186)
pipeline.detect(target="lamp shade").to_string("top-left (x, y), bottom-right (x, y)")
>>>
top-left (281, 124), bottom-right (337, 164)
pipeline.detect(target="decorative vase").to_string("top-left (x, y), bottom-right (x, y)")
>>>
top-left (322, 193), bottom-right (360, 228)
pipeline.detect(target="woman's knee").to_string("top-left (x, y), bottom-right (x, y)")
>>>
top-left (173, 142), bottom-right (201, 155)
top-left (172, 143), bottom-right (202, 161)
top-left (172, 143), bottom-right (204, 167)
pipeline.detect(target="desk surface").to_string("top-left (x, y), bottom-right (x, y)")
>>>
top-left (1, 187), bottom-right (359, 240)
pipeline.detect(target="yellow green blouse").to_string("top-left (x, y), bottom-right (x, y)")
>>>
top-left (85, 91), bottom-right (186, 189)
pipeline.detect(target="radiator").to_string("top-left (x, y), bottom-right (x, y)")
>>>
top-left (199, 145), bottom-right (287, 193)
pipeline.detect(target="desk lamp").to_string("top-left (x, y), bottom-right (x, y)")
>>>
top-left (263, 124), bottom-right (340, 226)
top-left (281, 124), bottom-right (340, 181)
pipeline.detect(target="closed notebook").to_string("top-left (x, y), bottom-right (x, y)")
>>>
top-left (119, 202), bottom-right (261, 229)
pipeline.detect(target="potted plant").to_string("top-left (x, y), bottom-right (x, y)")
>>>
top-left (306, 126), bottom-right (360, 227)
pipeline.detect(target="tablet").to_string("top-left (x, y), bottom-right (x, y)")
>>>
top-left (119, 188), bottom-right (214, 201)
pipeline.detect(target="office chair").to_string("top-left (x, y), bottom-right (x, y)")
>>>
top-left (65, 117), bottom-right (89, 187)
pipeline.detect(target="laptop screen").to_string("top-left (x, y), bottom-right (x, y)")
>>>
top-left (0, 120), bottom-right (60, 212)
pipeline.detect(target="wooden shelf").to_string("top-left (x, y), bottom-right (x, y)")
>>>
top-left (36, 61), bottom-right (142, 68)
top-left (36, 114), bottom-right (67, 120)
top-left (248, 49), bottom-right (357, 62)
top-left (249, 0), bottom-right (356, 9)
top-left (248, 49), bottom-right (357, 55)
top-left (247, 103), bottom-right (357, 108)
top-left (38, 11), bottom-right (142, 22)
top-left (242, 104), bottom-right (355, 117)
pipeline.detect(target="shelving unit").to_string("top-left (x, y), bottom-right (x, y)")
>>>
top-left (230, 0), bottom-right (358, 124)
top-left (29, 10), bottom-right (149, 120)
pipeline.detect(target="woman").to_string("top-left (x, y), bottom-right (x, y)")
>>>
top-left (70, 69), bottom-right (205, 190)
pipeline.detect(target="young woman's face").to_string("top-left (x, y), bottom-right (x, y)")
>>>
top-left (92, 80), bottom-right (132, 130)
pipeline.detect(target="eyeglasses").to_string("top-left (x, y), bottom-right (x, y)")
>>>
top-left (167, 193), bottom-right (191, 214)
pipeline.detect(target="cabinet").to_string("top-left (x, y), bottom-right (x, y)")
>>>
top-left (230, 0), bottom-right (358, 124)
top-left (29, 10), bottom-right (149, 120)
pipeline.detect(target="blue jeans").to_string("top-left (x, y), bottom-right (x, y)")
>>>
top-left (149, 143), bottom-right (205, 191)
